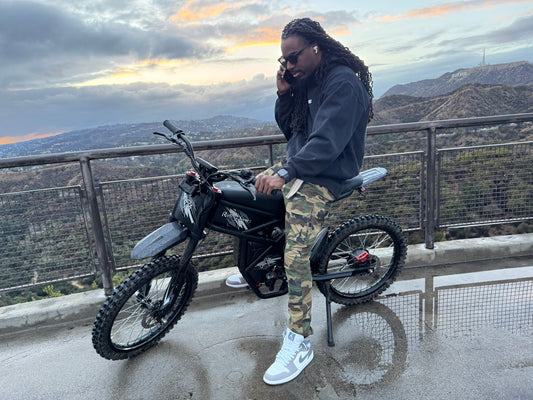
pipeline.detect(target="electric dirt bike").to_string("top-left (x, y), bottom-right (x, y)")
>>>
top-left (92, 120), bottom-right (407, 360)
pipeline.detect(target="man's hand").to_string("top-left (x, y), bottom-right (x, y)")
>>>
top-left (255, 174), bottom-right (285, 196)
top-left (276, 66), bottom-right (292, 96)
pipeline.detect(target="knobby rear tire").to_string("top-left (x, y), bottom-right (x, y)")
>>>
top-left (316, 215), bottom-right (407, 305)
top-left (92, 255), bottom-right (198, 360)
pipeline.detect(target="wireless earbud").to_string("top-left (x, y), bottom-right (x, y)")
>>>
top-left (313, 46), bottom-right (318, 54)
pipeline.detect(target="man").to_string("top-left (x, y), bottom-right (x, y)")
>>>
top-left (227, 17), bottom-right (373, 385)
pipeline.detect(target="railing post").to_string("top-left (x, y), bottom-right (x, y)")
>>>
top-left (425, 127), bottom-right (437, 249)
top-left (80, 156), bottom-right (114, 295)
top-left (268, 144), bottom-right (274, 167)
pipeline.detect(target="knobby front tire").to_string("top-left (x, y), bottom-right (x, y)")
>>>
top-left (316, 215), bottom-right (407, 305)
top-left (92, 255), bottom-right (198, 360)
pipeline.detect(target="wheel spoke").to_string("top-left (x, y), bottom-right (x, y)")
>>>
top-left (317, 216), bottom-right (406, 305)
top-left (92, 256), bottom-right (198, 360)
top-left (110, 275), bottom-right (172, 347)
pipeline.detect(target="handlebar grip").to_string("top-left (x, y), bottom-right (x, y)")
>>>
top-left (163, 120), bottom-right (180, 134)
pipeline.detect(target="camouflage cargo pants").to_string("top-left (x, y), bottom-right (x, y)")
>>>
top-left (261, 163), bottom-right (334, 337)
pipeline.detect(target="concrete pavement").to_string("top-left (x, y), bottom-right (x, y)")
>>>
top-left (0, 234), bottom-right (532, 400)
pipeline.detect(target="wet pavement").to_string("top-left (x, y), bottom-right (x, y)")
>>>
top-left (0, 258), bottom-right (532, 400)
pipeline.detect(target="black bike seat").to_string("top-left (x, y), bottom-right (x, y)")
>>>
top-left (336, 175), bottom-right (364, 201)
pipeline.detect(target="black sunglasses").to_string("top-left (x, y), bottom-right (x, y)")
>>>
top-left (278, 45), bottom-right (310, 67)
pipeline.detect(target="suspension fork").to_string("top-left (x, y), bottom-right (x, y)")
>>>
top-left (157, 237), bottom-right (200, 317)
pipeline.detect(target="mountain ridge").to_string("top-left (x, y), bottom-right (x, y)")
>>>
top-left (382, 61), bottom-right (533, 98)
top-left (0, 115), bottom-right (272, 158)
top-left (371, 82), bottom-right (533, 125)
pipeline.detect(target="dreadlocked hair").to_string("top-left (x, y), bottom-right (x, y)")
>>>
top-left (281, 18), bottom-right (374, 135)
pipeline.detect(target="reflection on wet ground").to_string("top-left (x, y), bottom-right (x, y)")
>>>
top-left (328, 260), bottom-right (533, 398)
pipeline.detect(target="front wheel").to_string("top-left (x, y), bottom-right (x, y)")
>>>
top-left (92, 255), bottom-right (198, 360)
top-left (315, 215), bottom-right (407, 305)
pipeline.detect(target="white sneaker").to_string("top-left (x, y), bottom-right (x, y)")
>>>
top-left (263, 328), bottom-right (314, 385)
top-left (225, 273), bottom-right (248, 288)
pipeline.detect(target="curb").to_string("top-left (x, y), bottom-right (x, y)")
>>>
top-left (405, 233), bottom-right (533, 266)
top-left (0, 266), bottom-right (242, 336)
top-left (1, 234), bottom-right (532, 335)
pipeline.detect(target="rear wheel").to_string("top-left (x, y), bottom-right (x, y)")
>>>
top-left (316, 215), bottom-right (407, 305)
top-left (92, 255), bottom-right (198, 360)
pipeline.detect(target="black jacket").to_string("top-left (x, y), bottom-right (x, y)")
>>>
top-left (275, 64), bottom-right (370, 199)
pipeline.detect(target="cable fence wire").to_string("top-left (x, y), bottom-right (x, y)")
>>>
top-left (328, 151), bottom-right (424, 230)
top-left (436, 279), bottom-right (533, 337)
top-left (0, 186), bottom-right (93, 291)
top-left (99, 175), bottom-right (236, 271)
top-left (438, 141), bottom-right (533, 227)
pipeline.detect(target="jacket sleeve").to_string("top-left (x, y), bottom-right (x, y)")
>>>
top-left (274, 91), bottom-right (294, 140)
top-left (283, 70), bottom-right (369, 182)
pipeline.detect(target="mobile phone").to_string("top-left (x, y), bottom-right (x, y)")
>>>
top-left (283, 70), bottom-right (295, 84)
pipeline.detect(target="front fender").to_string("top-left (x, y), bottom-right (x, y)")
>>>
top-left (131, 222), bottom-right (190, 259)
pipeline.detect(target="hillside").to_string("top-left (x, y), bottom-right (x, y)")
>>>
top-left (0, 163), bottom-right (170, 193)
top-left (372, 83), bottom-right (533, 125)
top-left (382, 61), bottom-right (533, 98)
top-left (0, 115), bottom-right (273, 159)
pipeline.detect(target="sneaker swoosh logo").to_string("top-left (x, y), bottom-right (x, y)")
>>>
top-left (298, 351), bottom-right (311, 364)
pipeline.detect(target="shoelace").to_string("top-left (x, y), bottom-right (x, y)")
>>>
top-left (275, 339), bottom-right (302, 366)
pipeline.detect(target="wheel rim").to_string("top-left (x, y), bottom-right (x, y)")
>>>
top-left (110, 272), bottom-right (187, 351)
top-left (327, 226), bottom-right (397, 297)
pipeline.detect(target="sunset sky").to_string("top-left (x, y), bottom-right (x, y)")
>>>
top-left (0, 0), bottom-right (532, 145)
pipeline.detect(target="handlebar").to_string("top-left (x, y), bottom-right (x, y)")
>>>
top-left (163, 120), bottom-right (182, 135)
top-left (156, 120), bottom-right (258, 200)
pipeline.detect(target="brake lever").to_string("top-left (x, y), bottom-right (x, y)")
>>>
top-left (153, 131), bottom-right (169, 140)
top-left (154, 131), bottom-right (187, 149)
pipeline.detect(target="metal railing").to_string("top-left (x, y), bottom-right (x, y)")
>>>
top-left (1, 113), bottom-right (532, 295)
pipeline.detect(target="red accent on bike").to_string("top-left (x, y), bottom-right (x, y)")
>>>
top-left (187, 171), bottom-right (196, 176)
top-left (212, 186), bottom-right (222, 193)
top-left (355, 251), bottom-right (370, 263)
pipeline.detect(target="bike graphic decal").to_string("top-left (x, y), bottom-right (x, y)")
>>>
top-left (180, 193), bottom-right (196, 224)
top-left (222, 208), bottom-right (251, 230)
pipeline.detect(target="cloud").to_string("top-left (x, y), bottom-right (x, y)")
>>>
top-left (374, 0), bottom-right (533, 23)
top-left (0, 0), bottom-right (369, 141)
top-left (0, 2), bottom-right (194, 60)
top-left (0, 76), bottom-right (277, 138)
top-left (171, 0), bottom-right (267, 23)
top-left (3, 0), bottom-right (528, 144)
top-left (169, 3), bottom-right (359, 48)
top-left (438, 13), bottom-right (533, 46)
top-left (0, 1), bottom-right (358, 91)
top-left (0, 1), bottom-right (214, 90)
top-left (369, 11), bottom-right (533, 71)
top-left (382, 30), bottom-right (448, 54)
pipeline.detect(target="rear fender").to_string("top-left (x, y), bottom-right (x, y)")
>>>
top-left (131, 222), bottom-right (190, 259)
top-left (310, 227), bottom-right (329, 266)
